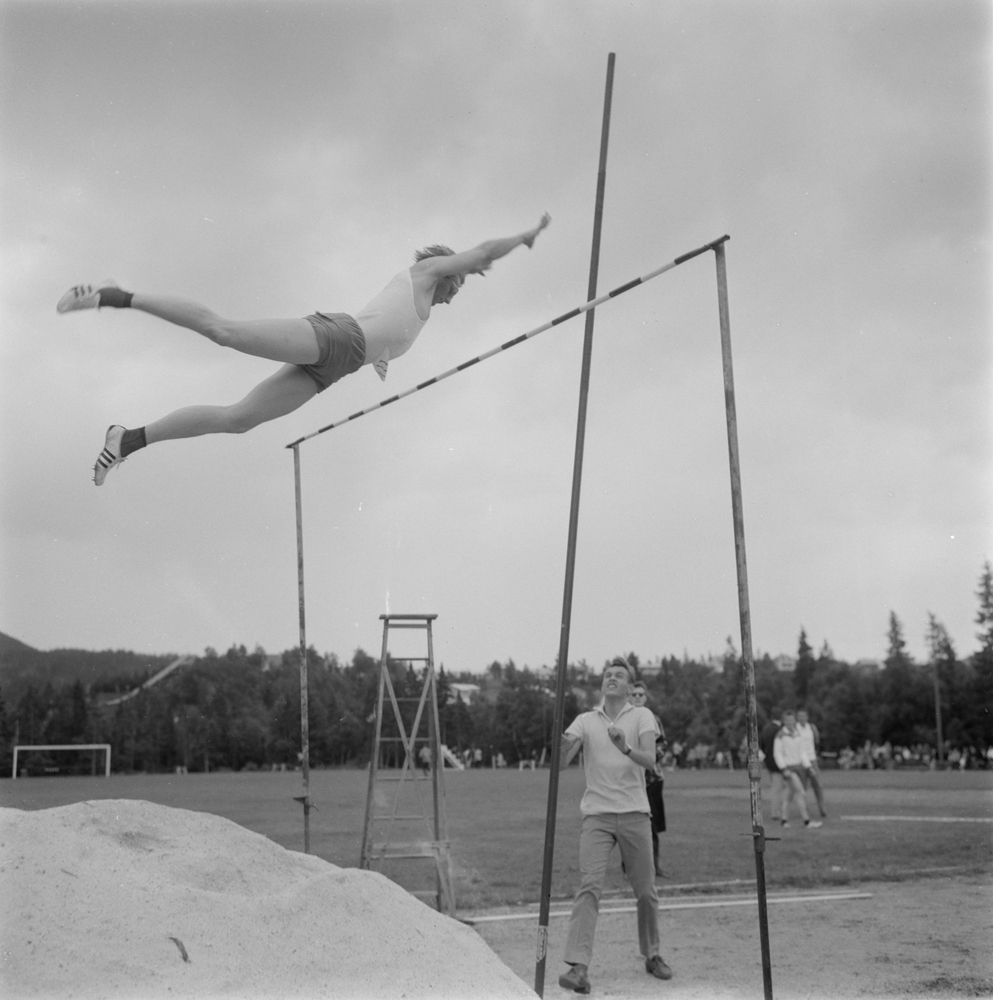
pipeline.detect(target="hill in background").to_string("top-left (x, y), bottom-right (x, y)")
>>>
top-left (0, 633), bottom-right (36, 658)
top-left (0, 632), bottom-right (181, 703)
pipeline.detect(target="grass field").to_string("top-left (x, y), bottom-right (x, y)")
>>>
top-left (2, 766), bottom-right (990, 910)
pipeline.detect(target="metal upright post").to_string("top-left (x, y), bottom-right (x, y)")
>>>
top-left (426, 622), bottom-right (447, 908)
top-left (714, 241), bottom-right (773, 1000)
top-left (292, 444), bottom-right (311, 854)
top-left (359, 616), bottom-right (391, 862)
top-left (535, 51), bottom-right (615, 998)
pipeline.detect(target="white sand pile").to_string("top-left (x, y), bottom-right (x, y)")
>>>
top-left (0, 800), bottom-right (535, 1000)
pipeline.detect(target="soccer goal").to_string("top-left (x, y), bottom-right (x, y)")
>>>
top-left (12, 744), bottom-right (111, 778)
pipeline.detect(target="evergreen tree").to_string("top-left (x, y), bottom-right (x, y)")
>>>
top-left (816, 661), bottom-right (873, 751)
top-left (753, 654), bottom-right (790, 726)
top-left (722, 636), bottom-right (739, 677)
top-left (880, 611), bottom-right (927, 746)
top-left (10, 619), bottom-right (989, 775)
top-left (968, 561), bottom-right (993, 745)
top-left (925, 613), bottom-right (955, 759)
top-left (885, 612), bottom-right (910, 669)
top-left (925, 615), bottom-right (955, 665)
top-left (0, 686), bottom-right (11, 776)
top-left (69, 679), bottom-right (89, 740)
top-left (794, 628), bottom-right (815, 704)
top-left (16, 684), bottom-right (46, 745)
top-left (977, 560), bottom-right (993, 655)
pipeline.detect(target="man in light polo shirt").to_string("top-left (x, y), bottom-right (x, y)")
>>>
top-left (558, 657), bottom-right (673, 994)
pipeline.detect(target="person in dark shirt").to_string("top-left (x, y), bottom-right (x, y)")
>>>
top-left (759, 715), bottom-right (785, 824)
top-left (630, 681), bottom-right (667, 877)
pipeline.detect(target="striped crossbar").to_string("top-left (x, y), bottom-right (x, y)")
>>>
top-left (287, 234), bottom-right (729, 447)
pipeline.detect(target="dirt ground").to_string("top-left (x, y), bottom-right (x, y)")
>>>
top-left (470, 871), bottom-right (993, 999)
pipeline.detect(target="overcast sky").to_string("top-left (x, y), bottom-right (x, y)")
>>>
top-left (1, 0), bottom-right (990, 675)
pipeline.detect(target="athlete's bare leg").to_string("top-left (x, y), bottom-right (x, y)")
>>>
top-left (130, 293), bottom-right (322, 365)
top-left (92, 365), bottom-right (319, 484)
top-left (145, 364), bottom-right (319, 443)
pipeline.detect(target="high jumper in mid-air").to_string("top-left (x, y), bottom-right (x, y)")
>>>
top-left (57, 213), bottom-right (551, 485)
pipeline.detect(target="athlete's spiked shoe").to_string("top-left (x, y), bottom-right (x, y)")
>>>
top-left (57, 280), bottom-right (119, 314)
top-left (93, 425), bottom-right (126, 486)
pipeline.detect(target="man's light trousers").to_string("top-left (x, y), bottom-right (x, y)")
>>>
top-left (782, 768), bottom-right (810, 821)
top-left (564, 811), bottom-right (659, 967)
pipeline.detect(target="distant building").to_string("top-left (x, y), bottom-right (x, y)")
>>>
top-left (448, 682), bottom-right (480, 705)
top-left (774, 655), bottom-right (796, 673)
top-left (855, 659), bottom-right (881, 671)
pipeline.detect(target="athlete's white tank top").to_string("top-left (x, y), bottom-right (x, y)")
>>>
top-left (354, 268), bottom-right (430, 381)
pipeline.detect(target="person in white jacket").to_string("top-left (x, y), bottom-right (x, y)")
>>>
top-left (773, 711), bottom-right (822, 829)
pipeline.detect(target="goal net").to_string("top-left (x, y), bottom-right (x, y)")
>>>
top-left (12, 744), bottom-right (111, 778)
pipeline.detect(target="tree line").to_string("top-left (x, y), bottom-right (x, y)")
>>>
top-left (2, 563), bottom-right (991, 777)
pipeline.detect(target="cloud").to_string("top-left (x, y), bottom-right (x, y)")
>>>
top-left (2, 0), bottom-right (989, 669)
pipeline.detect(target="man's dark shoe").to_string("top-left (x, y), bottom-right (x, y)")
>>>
top-left (559, 964), bottom-right (591, 994)
top-left (645, 954), bottom-right (673, 980)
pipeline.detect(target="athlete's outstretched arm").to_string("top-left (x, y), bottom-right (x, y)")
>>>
top-left (415, 213), bottom-right (551, 281)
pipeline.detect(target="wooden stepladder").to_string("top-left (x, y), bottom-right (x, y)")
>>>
top-left (359, 614), bottom-right (455, 916)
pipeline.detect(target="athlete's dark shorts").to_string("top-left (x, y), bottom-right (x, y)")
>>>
top-left (298, 312), bottom-right (366, 392)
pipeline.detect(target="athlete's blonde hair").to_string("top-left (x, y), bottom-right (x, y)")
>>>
top-left (413, 244), bottom-right (455, 262)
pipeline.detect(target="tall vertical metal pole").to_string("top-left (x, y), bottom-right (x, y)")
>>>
top-left (360, 620), bottom-right (391, 866)
top-left (714, 242), bottom-right (773, 1000)
top-left (424, 621), bottom-right (444, 916)
top-left (534, 51), bottom-right (615, 998)
top-left (292, 444), bottom-right (311, 854)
